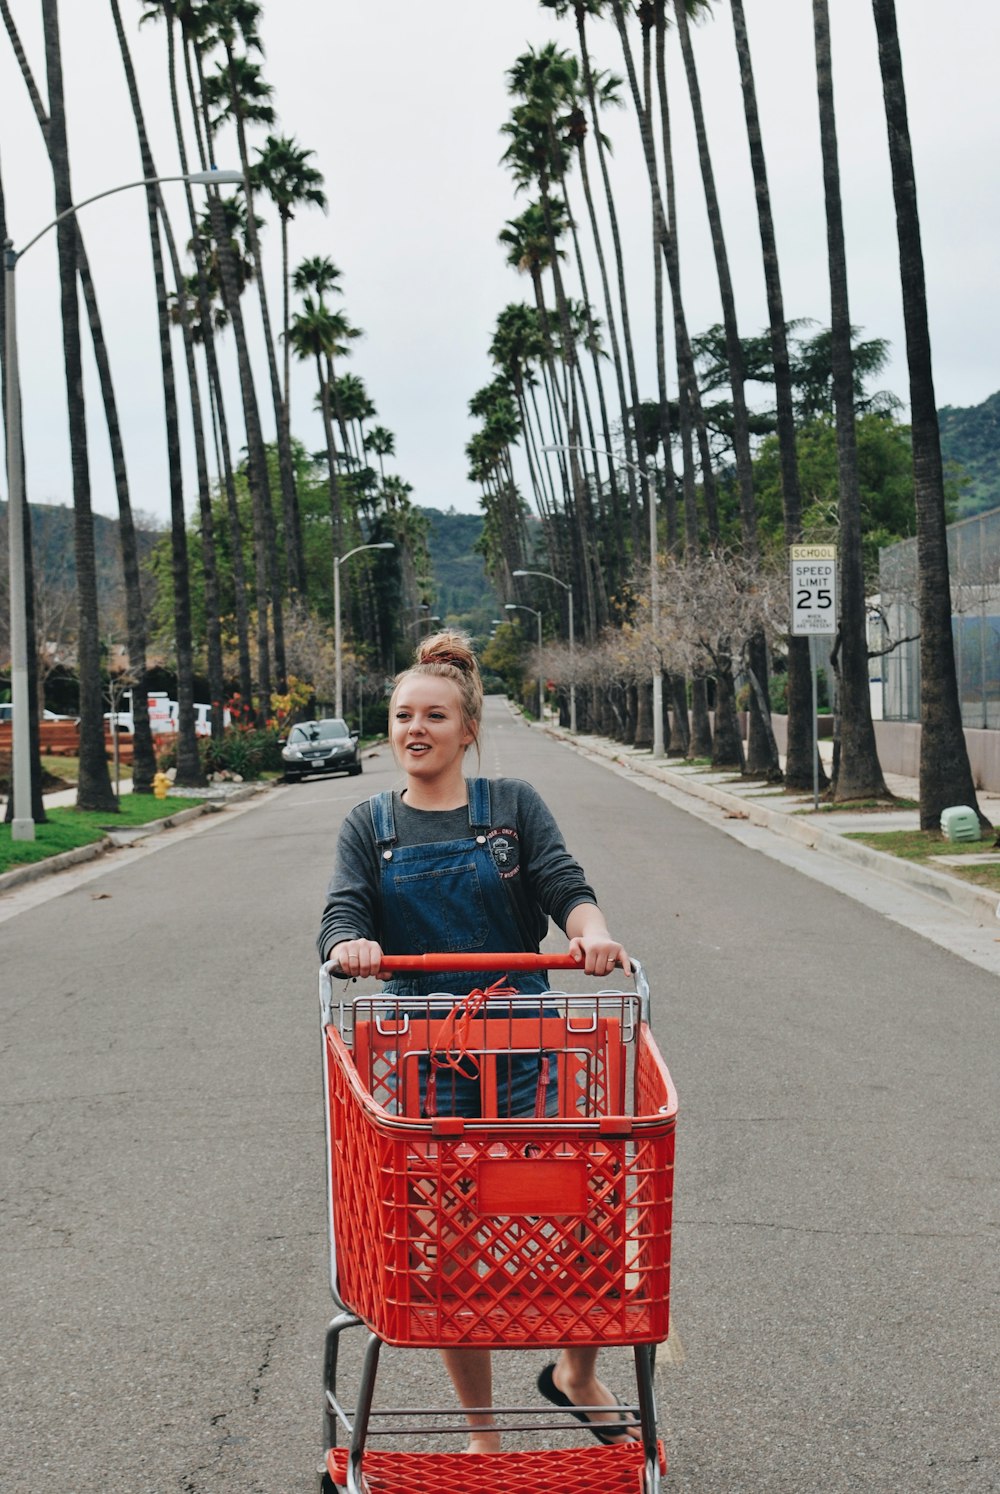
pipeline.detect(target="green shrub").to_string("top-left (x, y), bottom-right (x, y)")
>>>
top-left (204, 727), bottom-right (283, 777)
top-left (156, 726), bottom-right (283, 780)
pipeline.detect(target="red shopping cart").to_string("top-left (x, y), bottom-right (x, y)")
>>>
top-left (318, 952), bottom-right (678, 1494)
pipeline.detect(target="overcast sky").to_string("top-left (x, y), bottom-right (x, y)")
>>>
top-left (2, 0), bottom-right (998, 528)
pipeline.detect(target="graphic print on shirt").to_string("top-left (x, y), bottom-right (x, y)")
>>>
top-left (487, 826), bottom-right (521, 879)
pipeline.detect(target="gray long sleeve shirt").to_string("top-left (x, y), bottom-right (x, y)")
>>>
top-left (317, 778), bottom-right (597, 962)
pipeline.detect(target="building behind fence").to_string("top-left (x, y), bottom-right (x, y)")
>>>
top-left (879, 506), bottom-right (1000, 729)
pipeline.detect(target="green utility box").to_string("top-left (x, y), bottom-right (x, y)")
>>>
top-left (940, 805), bottom-right (981, 843)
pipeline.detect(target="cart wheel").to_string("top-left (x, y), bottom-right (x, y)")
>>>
top-left (318, 1470), bottom-right (344, 1494)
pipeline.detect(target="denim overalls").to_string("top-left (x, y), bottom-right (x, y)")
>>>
top-left (370, 778), bottom-right (556, 1118)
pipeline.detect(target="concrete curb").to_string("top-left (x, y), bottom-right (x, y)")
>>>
top-left (0, 782), bottom-right (268, 897)
top-left (544, 724), bottom-right (1000, 928)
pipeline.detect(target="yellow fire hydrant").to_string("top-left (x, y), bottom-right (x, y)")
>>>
top-left (153, 771), bottom-right (171, 800)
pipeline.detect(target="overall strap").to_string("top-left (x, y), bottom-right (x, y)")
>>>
top-left (368, 791), bottom-right (397, 847)
top-left (466, 777), bottom-right (492, 833)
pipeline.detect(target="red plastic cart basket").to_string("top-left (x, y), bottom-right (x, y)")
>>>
top-left (322, 953), bottom-right (677, 1350)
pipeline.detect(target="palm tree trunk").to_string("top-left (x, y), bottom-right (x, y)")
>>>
top-left (109, 0), bottom-right (203, 786)
top-left (41, 0), bottom-right (116, 813)
top-left (576, 4), bottom-right (643, 555)
top-left (813, 0), bottom-right (888, 800)
top-left (871, 0), bottom-right (982, 826)
top-left (166, 2), bottom-right (252, 718)
top-left (75, 233), bottom-right (156, 791)
top-left (672, 0), bottom-right (777, 776)
top-left (223, 40), bottom-right (304, 600)
top-left (194, 50), bottom-right (277, 709)
top-left (639, 0), bottom-right (717, 553)
top-left (653, 224), bottom-right (680, 555)
top-left (158, 210), bottom-right (227, 741)
top-left (569, 139), bottom-right (628, 566)
top-left (112, 0), bottom-right (221, 752)
top-left (557, 160), bottom-right (621, 526)
top-left (2, 0), bottom-right (155, 795)
top-left (730, 0), bottom-right (821, 791)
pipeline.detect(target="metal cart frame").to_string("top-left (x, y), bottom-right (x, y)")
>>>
top-left (317, 952), bottom-right (677, 1494)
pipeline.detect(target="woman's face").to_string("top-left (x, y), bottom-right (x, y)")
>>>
top-left (391, 675), bottom-right (475, 781)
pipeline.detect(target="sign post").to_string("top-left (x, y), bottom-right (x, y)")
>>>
top-left (790, 544), bottom-right (838, 809)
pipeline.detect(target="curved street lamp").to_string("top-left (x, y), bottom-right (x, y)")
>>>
top-left (334, 542), bottom-right (395, 717)
top-left (505, 602), bottom-right (544, 722)
top-left (513, 568), bottom-right (575, 733)
top-left (540, 442), bottom-right (663, 757)
top-left (4, 168), bottom-right (245, 840)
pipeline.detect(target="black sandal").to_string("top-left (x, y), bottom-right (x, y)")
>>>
top-left (536, 1362), bottom-right (638, 1446)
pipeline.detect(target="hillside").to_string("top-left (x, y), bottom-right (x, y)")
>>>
top-left (421, 505), bottom-right (500, 625)
top-left (1, 499), bottom-right (161, 605)
top-left (938, 390), bottom-right (1000, 516)
top-left (2, 498), bottom-right (499, 632)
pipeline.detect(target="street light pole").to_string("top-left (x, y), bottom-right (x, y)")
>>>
top-left (4, 241), bottom-right (31, 838)
top-left (513, 568), bottom-right (575, 732)
top-left (3, 169), bottom-right (244, 841)
top-left (541, 443), bottom-right (663, 757)
top-left (334, 542), bottom-right (394, 718)
top-left (505, 602), bottom-right (544, 722)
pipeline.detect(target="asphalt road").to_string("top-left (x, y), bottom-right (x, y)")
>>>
top-left (2, 697), bottom-right (997, 1493)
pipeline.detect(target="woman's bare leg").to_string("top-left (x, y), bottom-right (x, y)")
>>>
top-left (440, 1347), bottom-right (501, 1453)
top-left (552, 1348), bottom-right (640, 1442)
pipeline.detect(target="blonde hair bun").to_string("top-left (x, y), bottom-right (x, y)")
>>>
top-left (415, 630), bottom-right (478, 675)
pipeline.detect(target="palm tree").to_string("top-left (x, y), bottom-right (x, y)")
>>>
top-left (187, 16), bottom-right (287, 705)
top-left (109, 0), bottom-right (206, 785)
top-left (40, 0), bottom-right (116, 812)
top-left (504, 49), bottom-right (603, 634)
top-left (490, 303), bottom-right (559, 535)
top-left (292, 256), bottom-right (356, 464)
top-left (364, 426), bottom-right (395, 484)
top-left (638, 0), bottom-right (718, 562)
top-left (197, 188), bottom-right (280, 709)
top-left (611, 0), bottom-right (712, 755)
top-left (151, 0), bottom-right (254, 716)
top-left (250, 133), bottom-right (327, 419)
top-left (2, 0), bottom-right (157, 793)
top-left (871, 0), bottom-right (983, 827)
top-left (559, 0), bottom-right (647, 547)
top-left (201, 25), bottom-right (304, 598)
top-left (730, 0), bottom-right (820, 792)
top-left (812, 0), bottom-right (888, 800)
top-left (288, 294), bottom-right (347, 560)
top-left (670, 0), bottom-right (778, 775)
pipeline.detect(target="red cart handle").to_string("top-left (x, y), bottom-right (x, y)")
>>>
top-left (376, 951), bottom-right (617, 974)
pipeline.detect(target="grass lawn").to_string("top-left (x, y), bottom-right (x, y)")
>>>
top-left (845, 825), bottom-right (1000, 891)
top-left (794, 797), bottom-right (921, 813)
top-left (0, 793), bottom-right (202, 875)
top-left (38, 755), bottom-right (133, 789)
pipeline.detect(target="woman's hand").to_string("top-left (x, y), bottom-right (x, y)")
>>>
top-left (566, 904), bottom-right (631, 977)
top-left (568, 934), bottom-right (631, 978)
top-left (328, 939), bottom-right (385, 979)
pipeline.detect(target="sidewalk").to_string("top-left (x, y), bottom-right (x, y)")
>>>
top-left (545, 721), bottom-right (1000, 928)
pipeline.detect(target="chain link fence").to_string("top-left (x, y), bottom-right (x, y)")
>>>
top-left (879, 508), bottom-right (1000, 727)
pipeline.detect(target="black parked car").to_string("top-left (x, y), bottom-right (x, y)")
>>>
top-left (281, 718), bottom-right (362, 783)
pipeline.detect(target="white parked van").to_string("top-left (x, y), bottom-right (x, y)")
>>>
top-left (105, 693), bottom-right (229, 736)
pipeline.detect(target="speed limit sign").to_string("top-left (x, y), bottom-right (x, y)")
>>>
top-left (789, 544), bottom-right (837, 636)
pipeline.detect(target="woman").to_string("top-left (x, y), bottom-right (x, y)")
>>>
top-left (318, 630), bottom-right (638, 1452)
